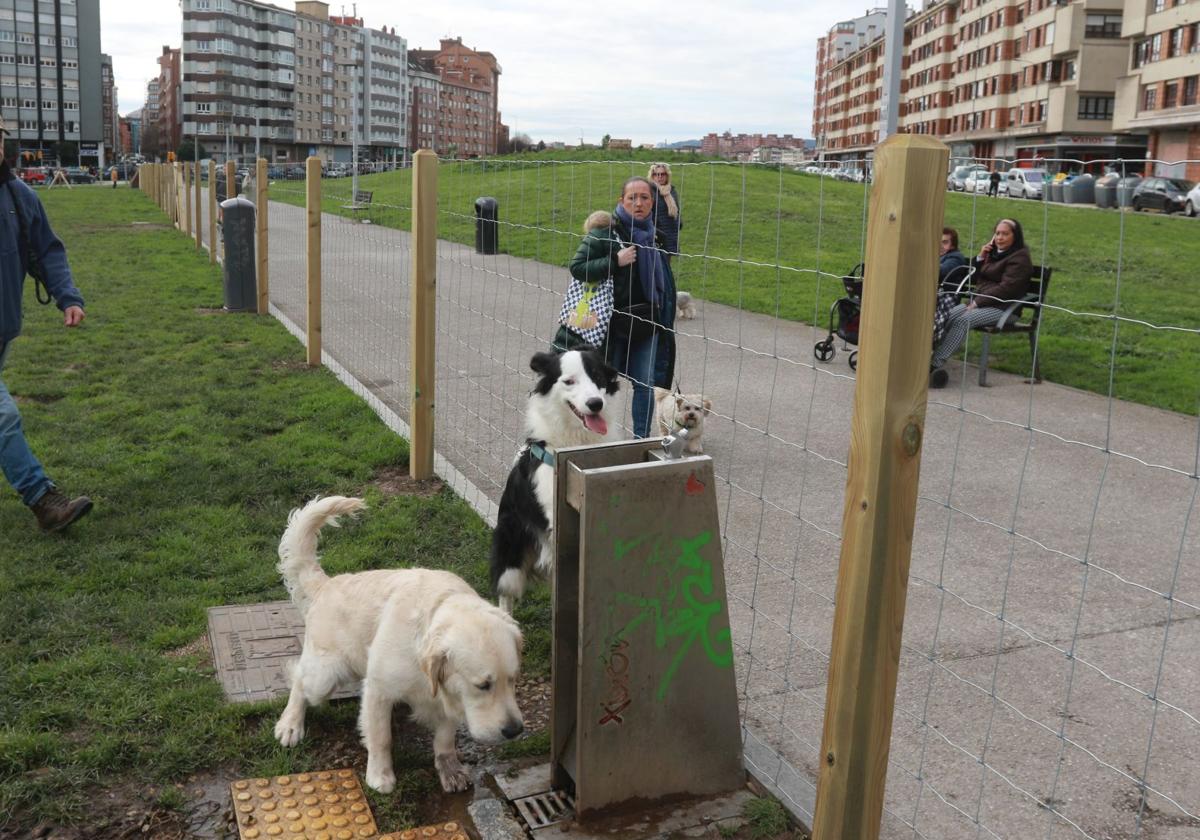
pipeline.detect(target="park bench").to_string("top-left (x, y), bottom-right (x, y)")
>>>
top-left (967, 265), bottom-right (1053, 386)
top-left (342, 189), bottom-right (373, 217)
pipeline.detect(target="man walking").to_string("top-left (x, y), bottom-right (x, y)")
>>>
top-left (988, 170), bottom-right (1001, 197)
top-left (0, 117), bottom-right (92, 531)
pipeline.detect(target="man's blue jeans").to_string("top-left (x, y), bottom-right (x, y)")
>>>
top-left (606, 330), bottom-right (658, 438)
top-left (0, 340), bottom-right (52, 506)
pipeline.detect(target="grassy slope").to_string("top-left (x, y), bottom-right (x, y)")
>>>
top-left (274, 159), bottom-right (1199, 415)
top-left (0, 188), bottom-right (550, 832)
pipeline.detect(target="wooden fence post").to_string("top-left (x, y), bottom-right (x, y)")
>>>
top-left (208, 160), bottom-right (217, 265)
top-left (409, 149), bottom-right (437, 480)
top-left (811, 134), bottom-right (949, 840)
top-left (305, 156), bottom-right (322, 367)
top-left (194, 161), bottom-right (202, 251)
top-left (174, 163), bottom-right (182, 228)
top-left (256, 158), bottom-right (268, 315)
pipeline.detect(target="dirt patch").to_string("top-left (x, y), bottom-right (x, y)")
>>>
top-left (194, 307), bottom-right (230, 316)
top-left (164, 634), bottom-right (213, 667)
top-left (368, 465), bottom-right (444, 498)
top-left (269, 358), bottom-right (314, 372)
top-left (12, 393), bottom-right (62, 405)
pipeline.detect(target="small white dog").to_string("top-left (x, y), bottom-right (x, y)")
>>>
top-left (676, 290), bottom-right (697, 320)
top-left (653, 387), bottom-right (712, 454)
top-left (273, 496), bottom-right (525, 793)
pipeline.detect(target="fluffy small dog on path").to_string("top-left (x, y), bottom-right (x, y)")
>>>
top-left (676, 291), bottom-right (697, 320)
top-left (653, 387), bottom-right (712, 454)
top-left (273, 496), bottom-right (525, 793)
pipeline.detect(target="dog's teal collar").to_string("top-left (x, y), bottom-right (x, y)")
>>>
top-left (527, 440), bottom-right (555, 467)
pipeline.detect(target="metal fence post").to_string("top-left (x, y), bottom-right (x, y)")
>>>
top-left (305, 156), bottom-right (322, 367)
top-left (183, 163), bottom-right (192, 237)
top-left (409, 149), bottom-right (437, 480)
top-left (256, 158), bottom-right (268, 315)
top-left (811, 134), bottom-right (949, 840)
top-left (208, 160), bottom-right (217, 265)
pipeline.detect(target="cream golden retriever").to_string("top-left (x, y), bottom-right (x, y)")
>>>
top-left (272, 496), bottom-right (525, 793)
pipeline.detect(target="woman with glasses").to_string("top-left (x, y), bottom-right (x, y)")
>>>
top-left (647, 163), bottom-right (681, 264)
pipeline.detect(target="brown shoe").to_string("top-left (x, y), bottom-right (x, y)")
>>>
top-left (30, 489), bottom-right (93, 532)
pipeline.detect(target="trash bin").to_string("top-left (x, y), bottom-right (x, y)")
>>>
top-left (1048, 179), bottom-right (1064, 202)
top-left (1116, 176), bottom-right (1143, 208)
top-left (1094, 173), bottom-right (1119, 208)
top-left (220, 196), bottom-right (256, 311)
top-left (475, 196), bottom-right (499, 255)
top-left (1063, 173), bottom-right (1095, 204)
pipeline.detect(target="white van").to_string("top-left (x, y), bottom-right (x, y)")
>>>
top-left (1005, 168), bottom-right (1048, 199)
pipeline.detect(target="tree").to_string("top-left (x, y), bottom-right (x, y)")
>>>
top-left (140, 122), bottom-right (160, 160)
top-left (511, 133), bottom-right (532, 153)
top-left (176, 138), bottom-right (208, 162)
top-left (536, 140), bottom-right (546, 152)
top-left (601, 134), bottom-right (611, 149)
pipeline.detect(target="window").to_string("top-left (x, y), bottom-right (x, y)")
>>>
top-left (1143, 84), bottom-right (1157, 109)
top-left (1166, 26), bottom-right (1185, 56)
top-left (1084, 13), bottom-right (1122, 38)
top-left (1163, 81), bottom-right (1178, 107)
top-left (1184, 76), bottom-right (1198, 106)
top-left (1078, 95), bottom-right (1114, 119)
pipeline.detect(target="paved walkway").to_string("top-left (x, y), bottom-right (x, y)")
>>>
top-left (194, 186), bottom-right (1200, 840)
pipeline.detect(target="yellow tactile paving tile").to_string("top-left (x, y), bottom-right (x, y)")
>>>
top-left (231, 769), bottom-right (380, 840)
top-left (380, 822), bottom-right (468, 840)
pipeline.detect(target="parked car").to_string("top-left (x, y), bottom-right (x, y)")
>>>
top-left (65, 166), bottom-right (97, 184)
top-left (1131, 177), bottom-right (1194, 214)
top-left (1186, 182), bottom-right (1200, 217)
top-left (1004, 168), bottom-right (1048, 199)
top-left (963, 170), bottom-right (1002, 194)
top-left (947, 164), bottom-right (988, 191)
top-left (18, 167), bottom-right (47, 185)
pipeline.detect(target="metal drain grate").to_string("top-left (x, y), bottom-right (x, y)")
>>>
top-left (512, 789), bottom-right (575, 830)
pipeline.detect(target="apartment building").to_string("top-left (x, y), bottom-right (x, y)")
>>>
top-left (813, 11), bottom-right (888, 156)
top-left (814, 0), bottom-right (1147, 171)
top-left (180, 0), bottom-right (296, 162)
top-left (409, 37), bottom-right (501, 157)
top-left (701, 131), bottom-right (808, 158)
top-left (1114, 0), bottom-right (1200, 179)
top-left (0, 0), bottom-right (103, 165)
top-left (180, 0), bottom-right (409, 163)
top-left (361, 24), bottom-right (407, 160)
top-left (101, 52), bottom-right (115, 161)
top-left (141, 78), bottom-right (159, 156)
top-left (156, 45), bottom-right (181, 157)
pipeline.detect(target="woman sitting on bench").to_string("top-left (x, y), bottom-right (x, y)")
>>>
top-left (930, 217), bottom-right (1033, 389)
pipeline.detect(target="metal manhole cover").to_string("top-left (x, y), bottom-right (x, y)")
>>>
top-left (512, 790), bottom-right (574, 830)
top-left (208, 602), bottom-right (359, 703)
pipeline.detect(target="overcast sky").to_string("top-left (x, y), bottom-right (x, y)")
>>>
top-left (104, 0), bottom-right (826, 145)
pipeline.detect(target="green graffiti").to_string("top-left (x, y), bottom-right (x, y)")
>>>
top-left (604, 530), bottom-right (733, 702)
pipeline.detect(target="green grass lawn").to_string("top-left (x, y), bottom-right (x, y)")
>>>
top-left (273, 156), bottom-right (1199, 415)
top-left (0, 187), bottom-right (551, 835)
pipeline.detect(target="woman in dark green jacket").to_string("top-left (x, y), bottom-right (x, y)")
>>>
top-left (553, 176), bottom-right (676, 437)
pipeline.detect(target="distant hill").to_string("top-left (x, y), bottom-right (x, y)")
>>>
top-left (656, 139), bottom-right (703, 149)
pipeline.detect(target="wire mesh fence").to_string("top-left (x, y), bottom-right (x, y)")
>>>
top-left (158, 152), bottom-right (1200, 839)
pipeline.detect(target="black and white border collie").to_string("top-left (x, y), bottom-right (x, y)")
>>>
top-left (490, 349), bottom-right (620, 613)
